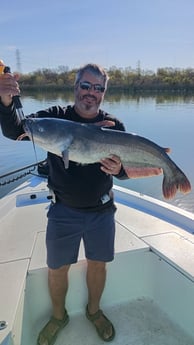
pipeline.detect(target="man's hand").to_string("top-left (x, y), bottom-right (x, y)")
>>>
top-left (100, 154), bottom-right (163, 178)
top-left (0, 73), bottom-right (20, 106)
top-left (100, 155), bottom-right (122, 175)
top-left (94, 120), bottom-right (115, 127)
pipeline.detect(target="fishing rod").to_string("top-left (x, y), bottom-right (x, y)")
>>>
top-left (0, 59), bottom-right (39, 162)
top-left (0, 59), bottom-right (25, 120)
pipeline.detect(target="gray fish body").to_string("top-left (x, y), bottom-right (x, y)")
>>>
top-left (24, 117), bottom-right (191, 199)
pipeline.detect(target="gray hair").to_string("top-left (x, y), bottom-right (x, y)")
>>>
top-left (75, 63), bottom-right (109, 89)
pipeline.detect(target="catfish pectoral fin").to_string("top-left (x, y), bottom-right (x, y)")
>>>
top-left (62, 149), bottom-right (69, 169)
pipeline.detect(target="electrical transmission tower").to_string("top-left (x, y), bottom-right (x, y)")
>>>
top-left (16, 49), bottom-right (22, 73)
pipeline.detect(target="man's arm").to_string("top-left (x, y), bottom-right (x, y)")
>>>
top-left (0, 72), bottom-right (24, 139)
top-left (0, 99), bottom-right (24, 139)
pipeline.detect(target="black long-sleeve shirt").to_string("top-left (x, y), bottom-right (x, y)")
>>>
top-left (0, 102), bottom-right (128, 211)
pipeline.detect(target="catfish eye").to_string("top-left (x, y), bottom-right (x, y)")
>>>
top-left (38, 126), bottom-right (45, 133)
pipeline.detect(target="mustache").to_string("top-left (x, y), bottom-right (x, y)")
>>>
top-left (82, 94), bottom-right (97, 101)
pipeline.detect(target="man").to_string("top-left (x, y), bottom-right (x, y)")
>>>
top-left (0, 63), bottom-right (161, 345)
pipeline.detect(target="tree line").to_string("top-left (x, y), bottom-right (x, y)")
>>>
top-left (19, 66), bottom-right (194, 93)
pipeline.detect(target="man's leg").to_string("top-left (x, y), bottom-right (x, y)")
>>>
top-left (86, 260), bottom-right (106, 313)
top-left (86, 259), bottom-right (114, 340)
top-left (48, 264), bottom-right (70, 319)
top-left (37, 265), bottom-right (70, 345)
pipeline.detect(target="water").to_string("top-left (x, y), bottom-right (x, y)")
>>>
top-left (0, 92), bottom-right (194, 214)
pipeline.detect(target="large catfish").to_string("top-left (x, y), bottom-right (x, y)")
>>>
top-left (23, 117), bottom-right (191, 200)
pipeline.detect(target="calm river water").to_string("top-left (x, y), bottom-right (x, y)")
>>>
top-left (0, 91), bottom-right (194, 214)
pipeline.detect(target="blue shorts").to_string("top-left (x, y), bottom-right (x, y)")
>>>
top-left (46, 202), bottom-right (116, 269)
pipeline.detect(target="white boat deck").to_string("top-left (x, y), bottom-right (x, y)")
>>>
top-left (0, 176), bottom-right (194, 345)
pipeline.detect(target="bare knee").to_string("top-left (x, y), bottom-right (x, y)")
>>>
top-left (87, 259), bottom-right (106, 273)
top-left (48, 264), bottom-right (70, 279)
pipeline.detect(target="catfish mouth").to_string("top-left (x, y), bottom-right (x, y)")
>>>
top-left (21, 118), bottom-right (30, 134)
top-left (17, 118), bottom-right (34, 141)
top-left (18, 118), bottom-right (39, 161)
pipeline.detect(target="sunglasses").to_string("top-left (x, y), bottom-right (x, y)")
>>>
top-left (79, 81), bottom-right (105, 93)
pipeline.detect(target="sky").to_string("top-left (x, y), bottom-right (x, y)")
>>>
top-left (1, 0), bottom-right (194, 74)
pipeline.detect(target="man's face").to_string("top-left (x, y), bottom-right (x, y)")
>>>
top-left (74, 71), bottom-right (106, 118)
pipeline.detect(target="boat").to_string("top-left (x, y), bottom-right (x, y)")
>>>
top-left (0, 163), bottom-right (194, 345)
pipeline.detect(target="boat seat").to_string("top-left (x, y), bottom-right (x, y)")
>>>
top-left (115, 203), bottom-right (194, 281)
top-left (0, 259), bottom-right (29, 344)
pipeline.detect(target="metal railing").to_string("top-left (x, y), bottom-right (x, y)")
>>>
top-left (0, 159), bottom-right (47, 187)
